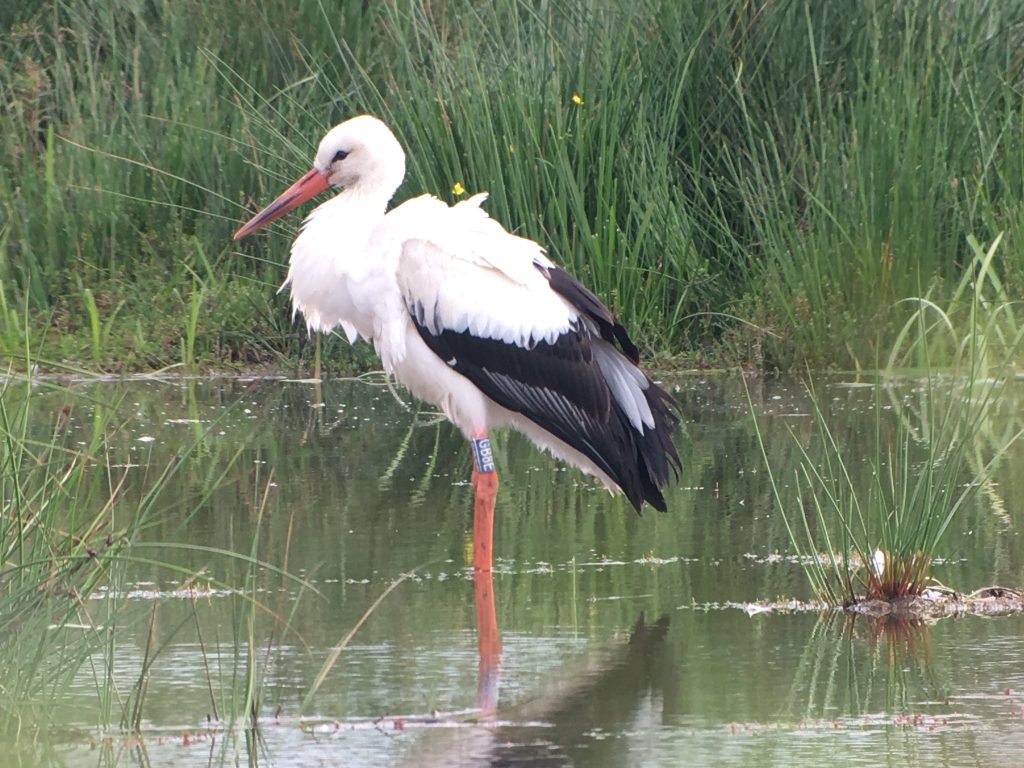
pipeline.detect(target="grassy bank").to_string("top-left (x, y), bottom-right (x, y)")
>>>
top-left (1, 0), bottom-right (1023, 373)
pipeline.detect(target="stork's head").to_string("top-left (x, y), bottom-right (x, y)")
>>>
top-left (233, 114), bottom-right (407, 240)
top-left (313, 115), bottom-right (406, 194)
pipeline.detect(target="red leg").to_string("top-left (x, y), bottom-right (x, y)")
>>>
top-left (472, 468), bottom-right (498, 572)
top-left (469, 434), bottom-right (501, 712)
top-left (469, 433), bottom-right (498, 572)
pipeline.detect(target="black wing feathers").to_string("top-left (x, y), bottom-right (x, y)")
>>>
top-left (408, 266), bottom-right (680, 512)
top-left (546, 265), bottom-right (640, 364)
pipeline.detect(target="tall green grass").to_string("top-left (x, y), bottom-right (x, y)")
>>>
top-left (0, 374), bottom-right (152, 737)
top-left (1, 1), bottom-right (1023, 370)
top-left (754, 235), bottom-right (1024, 606)
top-left (724, 3), bottom-right (1024, 368)
top-left (0, 365), bottom-right (313, 742)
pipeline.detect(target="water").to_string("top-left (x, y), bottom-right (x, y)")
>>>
top-left (5, 375), bottom-right (1024, 766)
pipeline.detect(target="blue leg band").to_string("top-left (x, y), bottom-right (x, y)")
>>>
top-left (472, 436), bottom-right (496, 473)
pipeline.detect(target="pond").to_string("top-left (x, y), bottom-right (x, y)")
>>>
top-left (5, 374), bottom-right (1024, 767)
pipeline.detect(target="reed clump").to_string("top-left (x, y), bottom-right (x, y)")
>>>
top-left (0, 376), bottom-right (132, 735)
top-left (755, 235), bottom-right (1024, 606)
top-left (0, 370), bottom-right (285, 740)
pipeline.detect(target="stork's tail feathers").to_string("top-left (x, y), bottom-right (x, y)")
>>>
top-left (541, 263), bottom-right (681, 511)
top-left (622, 379), bottom-right (681, 512)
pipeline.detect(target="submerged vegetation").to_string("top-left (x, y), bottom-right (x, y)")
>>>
top-left (1, 0), bottom-right (1023, 371)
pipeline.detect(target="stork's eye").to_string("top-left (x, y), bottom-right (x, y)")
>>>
top-left (333, 149), bottom-right (349, 162)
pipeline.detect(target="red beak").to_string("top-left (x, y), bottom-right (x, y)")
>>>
top-left (233, 168), bottom-right (330, 240)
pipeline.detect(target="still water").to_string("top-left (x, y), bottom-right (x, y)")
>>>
top-left (8, 375), bottom-right (1024, 766)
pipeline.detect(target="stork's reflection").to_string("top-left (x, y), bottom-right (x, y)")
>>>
top-left (404, 594), bottom-right (672, 767)
top-left (474, 568), bottom-right (501, 714)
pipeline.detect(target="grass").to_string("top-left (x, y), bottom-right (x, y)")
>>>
top-left (0, 373), bottom-right (156, 738)
top-left (0, 352), bottom-right (322, 746)
top-left (0, 374), bottom-right (130, 736)
top-left (0, 1), bottom-right (1022, 371)
top-left (754, 234), bottom-right (1024, 606)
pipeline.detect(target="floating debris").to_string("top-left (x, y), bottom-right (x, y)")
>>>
top-left (720, 586), bottom-right (1024, 619)
top-left (849, 585), bottom-right (1024, 618)
top-left (89, 584), bottom-right (238, 601)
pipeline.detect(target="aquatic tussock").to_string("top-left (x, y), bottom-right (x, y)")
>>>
top-left (752, 235), bottom-right (1024, 607)
top-left (0, 371), bottom-right (311, 742)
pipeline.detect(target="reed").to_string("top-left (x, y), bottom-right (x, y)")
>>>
top-left (0, 372), bottom-right (145, 736)
top-left (0, 353), bottom-right (307, 740)
top-left (1, 1), bottom-right (1023, 370)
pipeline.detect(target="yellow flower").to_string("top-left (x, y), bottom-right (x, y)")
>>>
top-left (452, 181), bottom-right (465, 196)
top-left (571, 93), bottom-right (584, 106)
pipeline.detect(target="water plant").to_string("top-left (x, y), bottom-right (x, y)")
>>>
top-left (754, 235), bottom-right (1024, 606)
top-left (0, 372), bottom-right (138, 737)
top-left (0, 361), bottom-right (317, 745)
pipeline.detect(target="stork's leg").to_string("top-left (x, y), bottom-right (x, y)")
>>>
top-left (470, 435), bottom-right (498, 572)
top-left (470, 434), bottom-right (501, 713)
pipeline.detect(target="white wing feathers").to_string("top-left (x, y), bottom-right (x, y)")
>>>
top-left (388, 194), bottom-right (577, 348)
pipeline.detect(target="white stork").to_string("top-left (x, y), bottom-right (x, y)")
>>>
top-left (233, 115), bottom-right (680, 573)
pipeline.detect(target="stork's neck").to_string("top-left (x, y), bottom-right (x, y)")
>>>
top-left (306, 183), bottom-right (393, 242)
top-left (283, 180), bottom-right (396, 336)
top-left (339, 178), bottom-right (396, 209)
top-left (341, 176), bottom-right (400, 209)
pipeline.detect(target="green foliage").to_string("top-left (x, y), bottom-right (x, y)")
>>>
top-left (755, 235), bottom-right (1024, 605)
top-left (725, 3), bottom-right (1024, 369)
top-left (0, 374), bottom-right (160, 737)
top-left (0, 360), bottom-right (293, 739)
top-left (1, 1), bottom-right (1023, 370)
